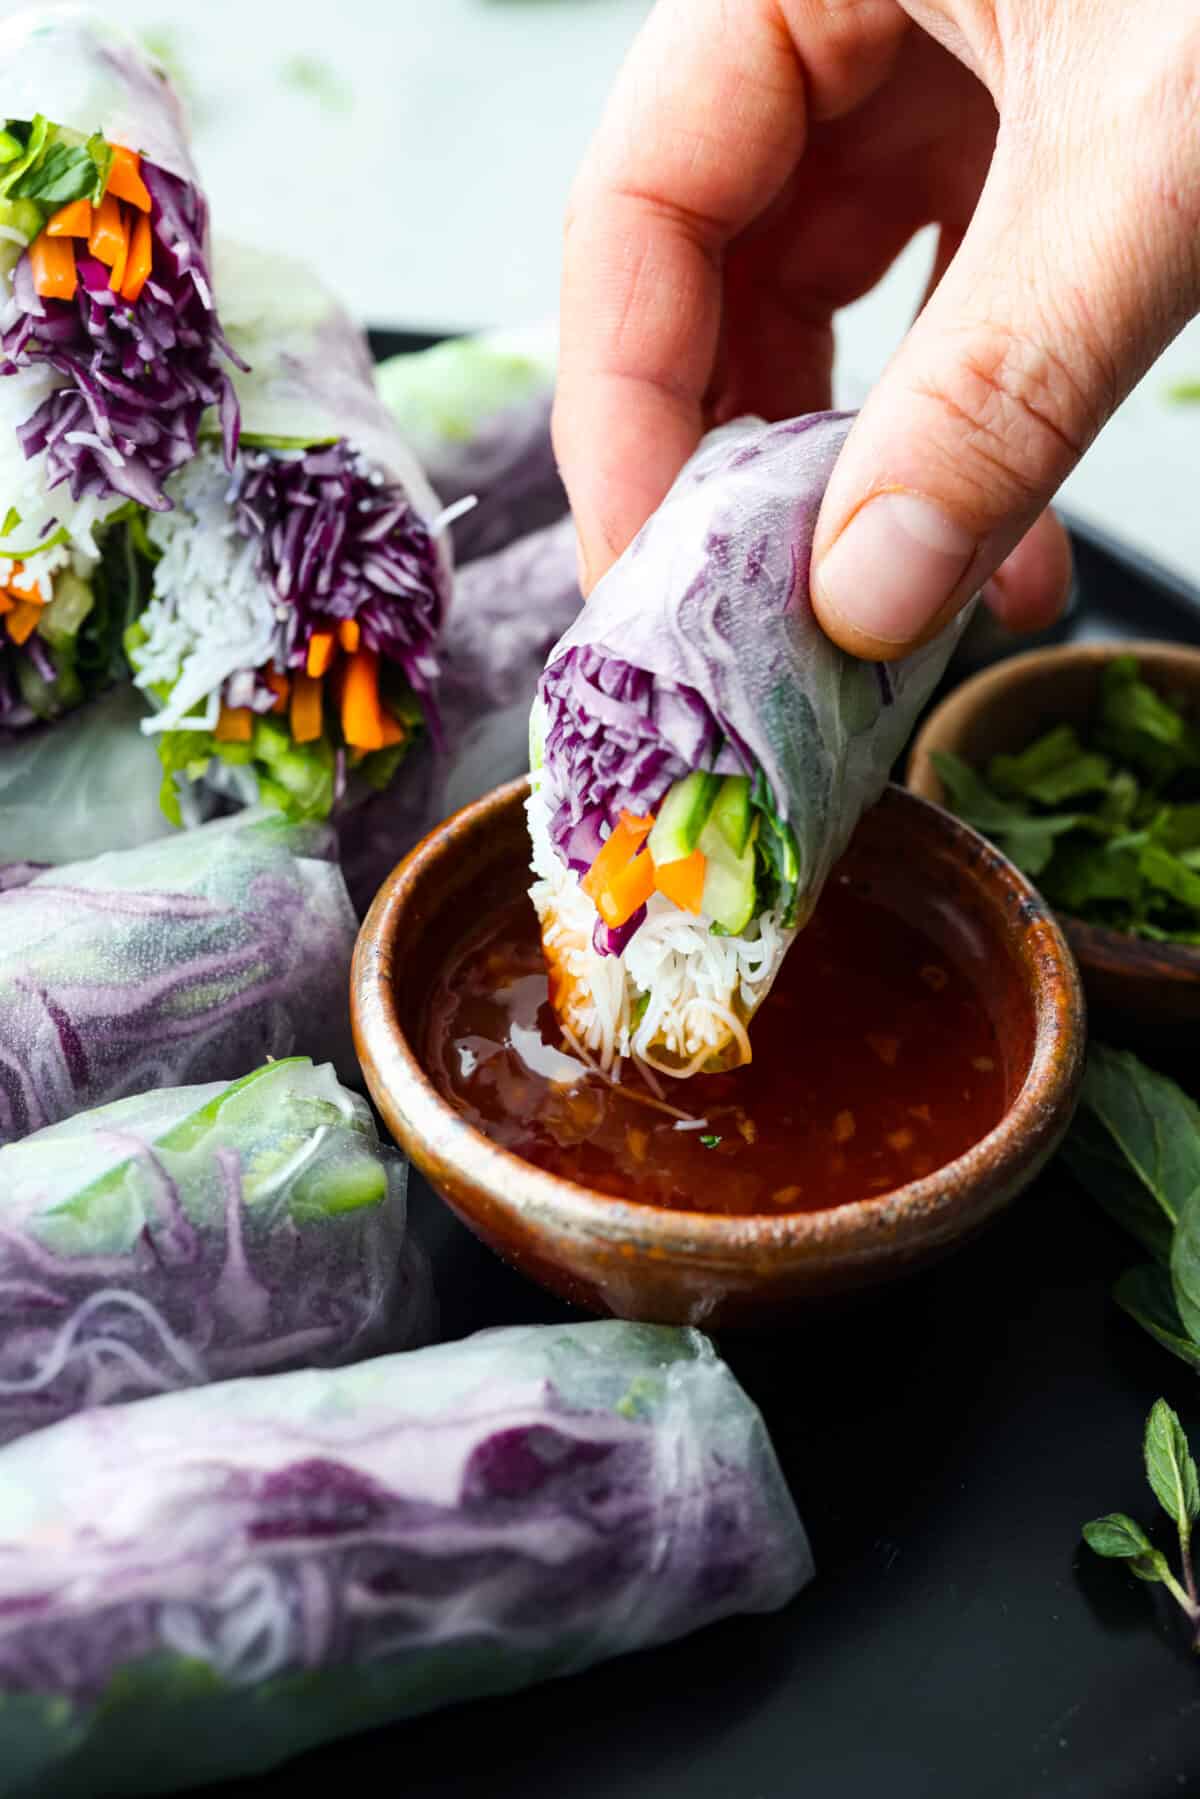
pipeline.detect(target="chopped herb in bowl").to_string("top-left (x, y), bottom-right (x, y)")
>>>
top-left (932, 655), bottom-right (1200, 944)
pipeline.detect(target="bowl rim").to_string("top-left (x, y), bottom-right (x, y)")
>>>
top-left (906, 637), bottom-right (1200, 978)
top-left (352, 777), bottom-right (1085, 1259)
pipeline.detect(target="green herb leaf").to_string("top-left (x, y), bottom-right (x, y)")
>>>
top-left (1140, 842), bottom-right (1200, 912)
top-left (699, 1134), bottom-right (721, 1149)
top-left (1171, 1178), bottom-right (1200, 1348)
top-left (749, 766), bottom-right (801, 926)
top-left (1082, 1512), bottom-right (1159, 1562)
top-left (1096, 656), bottom-right (1200, 786)
top-left (1115, 1266), bottom-right (1200, 1368)
top-left (1061, 1047), bottom-right (1200, 1259)
top-left (989, 725), bottom-right (1111, 805)
top-left (10, 133), bottom-right (109, 205)
top-left (930, 751), bottom-right (1081, 876)
top-left (1145, 1400), bottom-right (1200, 1532)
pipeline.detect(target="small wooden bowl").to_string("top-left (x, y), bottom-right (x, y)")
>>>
top-left (352, 778), bottom-right (1084, 1327)
top-left (907, 641), bottom-right (1200, 1051)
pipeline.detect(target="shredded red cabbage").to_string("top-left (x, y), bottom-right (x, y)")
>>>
top-left (539, 644), bottom-right (741, 869)
top-left (234, 442), bottom-right (445, 730)
top-left (0, 160), bottom-right (240, 515)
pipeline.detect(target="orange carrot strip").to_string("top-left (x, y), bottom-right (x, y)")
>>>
top-left (119, 208), bottom-right (152, 303)
top-left (46, 198), bottom-right (93, 238)
top-left (0, 593), bottom-right (14, 615)
top-left (338, 617), bottom-right (360, 653)
top-left (29, 233), bottom-right (77, 301)
top-left (580, 810), bottom-right (655, 905)
top-left (341, 647), bottom-right (386, 751)
top-left (378, 709), bottom-right (407, 748)
top-left (597, 848), bottom-right (656, 929)
top-left (8, 566), bottom-right (47, 606)
top-left (105, 145), bottom-right (152, 212)
top-left (290, 671), bottom-right (324, 744)
top-left (6, 601), bottom-right (42, 645)
top-left (88, 193), bottom-right (125, 268)
top-left (653, 847), bottom-right (707, 914)
top-left (264, 667), bottom-right (290, 714)
top-left (215, 705), bottom-right (253, 743)
top-left (108, 208), bottom-right (131, 294)
top-left (305, 631), bottom-right (335, 678)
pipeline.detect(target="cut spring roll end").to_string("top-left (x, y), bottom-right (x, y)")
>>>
top-left (526, 773), bottom-right (798, 1079)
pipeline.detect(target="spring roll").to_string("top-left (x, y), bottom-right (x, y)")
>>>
top-left (0, 1320), bottom-right (809, 1797)
top-left (376, 321), bottom-right (563, 563)
top-left (0, 1058), bottom-right (429, 1446)
top-left (528, 413), bottom-right (968, 1077)
top-left (125, 239), bottom-right (452, 825)
top-left (0, 811), bottom-right (357, 1143)
top-left (0, 7), bottom-right (237, 732)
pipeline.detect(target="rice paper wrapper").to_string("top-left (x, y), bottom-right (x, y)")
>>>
top-left (0, 685), bottom-right (180, 865)
top-left (338, 515), bottom-right (581, 913)
top-left (0, 1058), bottom-right (431, 1446)
top-left (376, 322), bottom-right (564, 564)
top-left (542, 412), bottom-right (970, 920)
top-left (0, 6), bottom-right (198, 184)
top-left (0, 1320), bottom-right (810, 1797)
top-left (212, 239), bottom-right (448, 541)
top-left (0, 811), bottom-right (358, 1143)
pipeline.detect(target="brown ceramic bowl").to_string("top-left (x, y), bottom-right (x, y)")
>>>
top-left (908, 641), bottom-right (1200, 1052)
top-left (352, 777), bottom-right (1084, 1327)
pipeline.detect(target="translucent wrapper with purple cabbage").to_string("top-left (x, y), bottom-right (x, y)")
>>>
top-left (0, 6), bottom-right (238, 734)
top-left (0, 811), bottom-right (357, 1143)
top-left (528, 413), bottom-right (968, 1077)
top-left (0, 1057), bottom-right (430, 1447)
top-left (124, 239), bottom-right (453, 828)
top-left (338, 515), bottom-right (581, 913)
top-left (0, 1320), bottom-right (809, 1797)
top-left (376, 322), bottom-right (564, 565)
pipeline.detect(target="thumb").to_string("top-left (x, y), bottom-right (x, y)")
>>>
top-left (810, 145), bottom-right (1196, 661)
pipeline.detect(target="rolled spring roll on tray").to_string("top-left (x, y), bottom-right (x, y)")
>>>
top-left (0, 1320), bottom-right (810, 1798)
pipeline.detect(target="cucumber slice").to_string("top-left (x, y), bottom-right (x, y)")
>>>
top-left (698, 814), bottom-right (758, 934)
top-left (648, 771), bottom-right (721, 866)
top-left (710, 775), bottom-right (752, 855)
top-left (36, 571), bottom-right (93, 648)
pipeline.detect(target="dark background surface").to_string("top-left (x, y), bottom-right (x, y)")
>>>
top-left (210, 334), bottom-right (1200, 1799)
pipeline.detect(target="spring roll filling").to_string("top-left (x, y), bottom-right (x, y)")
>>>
top-left (529, 654), bottom-right (804, 1075)
top-left (127, 439), bottom-right (445, 818)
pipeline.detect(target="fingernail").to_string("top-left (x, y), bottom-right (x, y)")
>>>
top-left (815, 493), bottom-right (976, 644)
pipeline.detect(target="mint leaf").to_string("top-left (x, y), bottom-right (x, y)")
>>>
top-left (699, 1135), bottom-right (721, 1149)
top-left (1145, 1400), bottom-right (1200, 1531)
top-left (1115, 1266), bottom-right (1200, 1368)
top-left (1062, 1046), bottom-right (1200, 1247)
top-left (1083, 1512), bottom-right (1158, 1561)
top-left (1171, 1178), bottom-right (1200, 1348)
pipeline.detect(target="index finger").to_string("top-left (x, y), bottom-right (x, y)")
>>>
top-left (553, 0), bottom-right (908, 592)
top-left (552, 0), bottom-right (808, 592)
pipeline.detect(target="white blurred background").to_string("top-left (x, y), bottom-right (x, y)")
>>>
top-left (3, 0), bottom-right (1200, 591)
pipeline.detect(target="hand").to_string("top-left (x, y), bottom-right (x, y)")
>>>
top-left (552, 0), bottom-right (1200, 658)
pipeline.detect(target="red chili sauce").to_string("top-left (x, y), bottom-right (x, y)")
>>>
top-left (422, 874), bottom-right (1007, 1217)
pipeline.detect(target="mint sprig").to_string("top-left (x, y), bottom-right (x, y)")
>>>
top-left (1084, 1399), bottom-right (1200, 1642)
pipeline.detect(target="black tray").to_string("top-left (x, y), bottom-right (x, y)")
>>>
top-left (220, 334), bottom-right (1200, 1799)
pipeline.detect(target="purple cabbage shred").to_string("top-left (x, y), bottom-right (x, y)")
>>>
top-left (233, 442), bottom-right (445, 735)
top-left (539, 642), bottom-right (742, 867)
top-left (0, 159), bottom-right (241, 514)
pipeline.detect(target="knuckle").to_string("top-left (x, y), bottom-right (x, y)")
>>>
top-left (912, 320), bottom-right (1112, 509)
